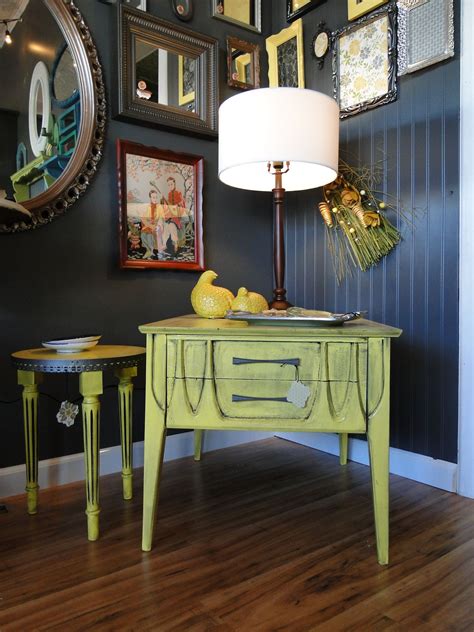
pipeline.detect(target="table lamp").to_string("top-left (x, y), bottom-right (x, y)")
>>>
top-left (218, 87), bottom-right (339, 309)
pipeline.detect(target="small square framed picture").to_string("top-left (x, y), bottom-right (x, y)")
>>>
top-left (347, 0), bottom-right (387, 21)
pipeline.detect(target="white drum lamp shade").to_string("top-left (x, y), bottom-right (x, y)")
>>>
top-left (218, 87), bottom-right (340, 192)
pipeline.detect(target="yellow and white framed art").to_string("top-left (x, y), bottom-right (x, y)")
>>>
top-left (348, 0), bottom-right (388, 21)
top-left (333, 3), bottom-right (397, 118)
top-left (266, 18), bottom-right (304, 88)
top-left (178, 55), bottom-right (195, 106)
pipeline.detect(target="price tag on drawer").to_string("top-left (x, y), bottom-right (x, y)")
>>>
top-left (287, 381), bottom-right (310, 408)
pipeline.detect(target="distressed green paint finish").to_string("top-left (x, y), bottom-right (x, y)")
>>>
top-left (79, 371), bottom-right (103, 542)
top-left (115, 366), bottom-right (137, 500)
top-left (142, 334), bottom-right (167, 552)
top-left (17, 370), bottom-right (43, 514)
top-left (139, 316), bottom-right (402, 563)
top-left (339, 433), bottom-right (348, 466)
top-left (367, 337), bottom-right (391, 565)
top-left (194, 430), bottom-right (203, 461)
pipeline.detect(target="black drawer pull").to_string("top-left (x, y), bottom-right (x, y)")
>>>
top-left (232, 394), bottom-right (289, 403)
top-left (232, 357), bottom-right (300, 367)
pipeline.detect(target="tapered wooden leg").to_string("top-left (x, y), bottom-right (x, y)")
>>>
top-left (18, 370), bottom-right (43, 515)
top-left (79, 371), bottom-right (103, 541)
top-left (367, 338), bottom-right (391, 565)
top-left (142, 334), bottom-right (167, 552)
top-left (194, 430), bottom-right (203, 461)
top-left (339, 433), bottom-right (348, 466)
top-left (115, 366), bottom-right (137, 500)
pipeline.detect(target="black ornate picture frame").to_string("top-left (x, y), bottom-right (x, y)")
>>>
top-left (116, 5), bottom-right (218, 137)
top-left (287, 0), bottom-right (327, 22)
top-left (332, 3), bottom-right (397, 119)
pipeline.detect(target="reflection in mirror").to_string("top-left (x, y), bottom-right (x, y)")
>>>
top-left (52, 45), bottom-right (78, 106)
top-left (212, 0), bottom-right (261, 33)
top-left (134, 39), bottom-right (196, 113)
top-left (226, 36), bottom-right (260, 90)
top-left (118, 6), bottom-right (218, 137)
top-left (0, 0), bottom-right (105, 233)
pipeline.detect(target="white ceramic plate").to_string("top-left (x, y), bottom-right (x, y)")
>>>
top-left (41, 335), bottom-right (101, 353)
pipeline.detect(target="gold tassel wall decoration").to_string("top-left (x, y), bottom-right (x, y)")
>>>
top-left (318, 201), bottom-right (333, 227)
top-left (318, 160), bottom-right (405, 283)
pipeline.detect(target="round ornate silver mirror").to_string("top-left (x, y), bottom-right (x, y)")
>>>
top-left (0, 0), bottom-right (105, 233)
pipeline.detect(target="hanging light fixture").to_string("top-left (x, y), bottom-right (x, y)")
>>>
top-left (2, 18), bottom-right (22, 46)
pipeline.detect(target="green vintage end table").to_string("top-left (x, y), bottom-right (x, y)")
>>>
top-left (11, 345), bottom-right (145, 541)
top-left (139, 315), bottom-right (402, 565)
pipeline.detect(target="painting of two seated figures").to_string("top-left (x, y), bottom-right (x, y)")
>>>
top-left (126, 153), bottom-right (196, 263)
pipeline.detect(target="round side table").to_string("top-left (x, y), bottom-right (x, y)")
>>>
top-left (11, 345), bottom-right (146, 541)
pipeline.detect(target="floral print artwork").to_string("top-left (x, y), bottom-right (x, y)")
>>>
top-left (338, 15), bottom-right (389, 111)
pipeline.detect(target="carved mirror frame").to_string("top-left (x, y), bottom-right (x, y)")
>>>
top-left (116, 6), bottom-right (218, 138)
top-left (1, 0), bottom-right (106, 234)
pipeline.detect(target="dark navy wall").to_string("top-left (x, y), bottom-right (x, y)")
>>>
top-left (273, 0), bottom-right (460, 462)
top-left (0, 0), bottom-right (273, 468)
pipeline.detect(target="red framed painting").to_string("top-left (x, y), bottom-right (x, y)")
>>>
top-left (117, 139), bottom-right (204, 270)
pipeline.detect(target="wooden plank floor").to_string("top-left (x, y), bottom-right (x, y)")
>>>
top-left (0, 437), bottom-right (473, 631)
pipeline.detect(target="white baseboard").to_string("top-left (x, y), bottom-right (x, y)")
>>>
top-left (0, 430), bottom-right (273, 500)
top-left (276, 432), bottom-right (458, 493)
top-left (1, 430), bottom-right (458, 500)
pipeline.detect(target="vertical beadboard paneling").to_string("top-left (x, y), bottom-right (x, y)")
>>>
top-left (273, 0), bottom-right (459, 462)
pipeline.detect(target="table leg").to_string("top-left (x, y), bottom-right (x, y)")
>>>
top-left (115, 366), bottom-right (137, 500)
top-left (142, 334), bottom-right (167, 552)
top-left (18, 370), bottom-right (43, 515)
top-left (194, 430), bottom-right (203, 461)
top-left (79, 371), bottom-right (103, 541)
top-left (367, 338), bottom-right (390, 565)
top-left (339, 433), bottom-right (348, 466)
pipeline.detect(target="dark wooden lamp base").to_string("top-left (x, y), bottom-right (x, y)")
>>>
top-left (269, 162), bottom-right (292, 311)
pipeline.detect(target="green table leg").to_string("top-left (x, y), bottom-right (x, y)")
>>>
top-left (79, 371), bottom-right (103, 542)
top-left (142, 334), bottom-right (167, 552)
top-left (18, 370), bottom-right (43, 515)
top-left (115, 366), bottom-right (137, 500)
top-left (194, 430), bottom-right (203, 461)
top-left (367, 338), bottom-right (390, 565)
top-left (339, 433), bottom-right (348, 466)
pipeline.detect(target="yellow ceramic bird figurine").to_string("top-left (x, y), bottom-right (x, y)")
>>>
top-left (231, 287), bottom-right (269, 313)
top-left (191, 270), bottom-right (234, 318)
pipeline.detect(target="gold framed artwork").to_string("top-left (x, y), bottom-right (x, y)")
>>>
top-left (333, 4), bottom-right (397, 118)
top-left (212, 0), bottom-right (261, 33)
top-left (266, 19), bottom-right (304, 88)
top-left (347, 0), bottom-right (388, 21)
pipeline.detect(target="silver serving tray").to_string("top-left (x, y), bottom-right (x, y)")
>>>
top-left (225, 311), bottom-right (363, 327)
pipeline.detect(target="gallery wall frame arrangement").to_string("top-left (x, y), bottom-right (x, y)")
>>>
top-left (116, 5), bottom-right (218, 137)
top-left (266, 18), bottom-right (305, 88)
top-left (211, 0), bottom-right (261, 33)
top-left (397, 0), bottom-right (454, 76)
top-left (117, 139), bottom-right (204, 271)
top-left (332, 3), bottom-right (397, 119)
top-left (347, 0), bottom-right (388, 21)
top-left (287, 0), bottom-right (327, 23)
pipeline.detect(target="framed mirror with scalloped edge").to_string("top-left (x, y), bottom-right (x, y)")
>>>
top-left (0, 0), bottom-right (105, 233)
